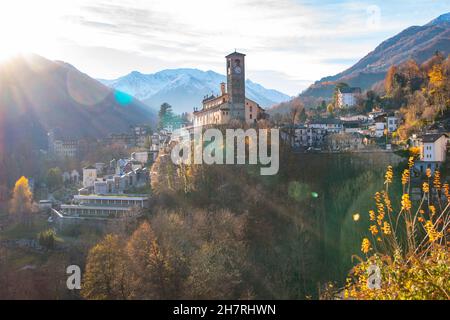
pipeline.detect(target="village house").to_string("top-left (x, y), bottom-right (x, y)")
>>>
top-left (340, 114), bottom-right (369, 122)
top-left (336, 87), bottom-right (361, 108)
top-left (373, 115), bottom-right (387, 138)
top-left (413, 133), bottom-right (448, 175)
top-left (342, 120), bottom-right (365, 134)
top-left (387, 112), bottom-right (401, 133)
top-left (368, 109), bottom-right (386, 120)
top-left (105, 125), bottom-right (152, 149)
top-left (81, 154), bottom-right (149, 195)
top-left (131, 151), bottom-right (150, 164)
top-left (308, 118), bottom-right (344, 134)
top-left (281, 125), bottom-right (326, 150)
top-left (48, 129), bottom-right (79, 158)
top-left (82, 166), bottom-right (97, 188)
top-left (325, 132), bottom-right (367, 151)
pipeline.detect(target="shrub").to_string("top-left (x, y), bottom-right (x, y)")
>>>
top-left (344, 158), bottom-right (449, 300)
top-left (38, 229), bottom-right (56, 250)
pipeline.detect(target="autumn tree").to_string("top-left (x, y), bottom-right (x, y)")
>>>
top-left (428, 64), bottom-right (447, 115)
top-left (9, 176), bottom-right (34, 227)
top-left (82, 234), bottom-right (131, 300)
top-left (288, 97), bottom-right (305, 125)
top-left (185, 210), bottom-right (249, 299)
top-left (327, 103), bottom-right (334, 115)
top-left (126, 221), bottom-right (177, 299)
top-left (282, 97), bottom-right (305, 147)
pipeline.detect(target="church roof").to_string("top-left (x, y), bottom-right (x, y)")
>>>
top-left (226, 51), bottom-right (246, 58)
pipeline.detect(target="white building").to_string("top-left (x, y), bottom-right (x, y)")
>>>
top-left (48, 129), bottom-right (79, 158)
top-left (308, 118), bottom-right (344, 134)
top-left (336, 87), bottom-right (361, 108)
top-left (386, 113), bottom-right (400, 133)
top-left (373, 115), bottom-right (387, 138)
top-left (325, 133), bottom-right (366, 151)
top-left (413, 133), bottom-right (448, 175)
top-left (83, 166), bottom-right (97, 188)
top-left (420, 133), bottom-right (447, 162)
top-left (282, 125), bottom-right (326, 149)
top-left (132, 152), bottom-right (149, 164)
top-left (60, 194), bottom-right (148, 218)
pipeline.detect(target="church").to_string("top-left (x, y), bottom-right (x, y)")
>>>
top-left (193, 52), bottom-right (266, 127)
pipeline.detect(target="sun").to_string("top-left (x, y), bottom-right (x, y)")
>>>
top-left (0, 0), bottom-right (64, 61)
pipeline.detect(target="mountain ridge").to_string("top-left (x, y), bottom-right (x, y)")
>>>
top-left (0, 54), bottom-right (156, 150)
top-left (301, 13), bottom-right (450, 100)
top-left (99, 68), bottom-right (291, 114)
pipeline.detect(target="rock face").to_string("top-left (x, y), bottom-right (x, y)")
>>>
top-left (302, 13), bottom-right (450, 99)
top-left (99, 68), bottom-right (290, 114)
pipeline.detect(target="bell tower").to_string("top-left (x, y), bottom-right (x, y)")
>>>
top-left (226, 51), bottom-right (246, 121)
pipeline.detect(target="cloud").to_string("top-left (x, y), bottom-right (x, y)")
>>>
top-left (35, 0), bottom-right (450, 95)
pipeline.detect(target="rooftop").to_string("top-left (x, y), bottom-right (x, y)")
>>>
top-left (420, 133), bottom-right (448, 143)
top-left (339, 87), bottom-right (361, 94)
top-left (309, 118), bottom-right (343, 125)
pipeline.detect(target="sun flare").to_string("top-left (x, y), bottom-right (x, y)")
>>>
top-left (0, 0), bottom-right (66, 61)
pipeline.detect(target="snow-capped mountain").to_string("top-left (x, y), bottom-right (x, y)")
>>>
top-left (99, 69), bottom-right (291, 114)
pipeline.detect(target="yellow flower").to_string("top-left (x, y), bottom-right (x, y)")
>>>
top-left (424, 220), bottom-right (443, 243)
top-left (401, 193), bottom-right (412, 211)
top-left (381, 221), bottom-right (391, 235)
top-left (426, 168), bottom-right (431, 178)
top-left (377, 211), bottom-right (385, 226)
top-left (422, 182), bottom-right (429, 193)
top-left (369, 210), bottom-right (376, 221)
top-left (374, 192), bottom-right (381, 204)
top-left (353, 213), bottom-right (360, 222)
top-left (408, 157), bottom-right (414, 169)
top-left (444, 183), bottom-right (449, 195)
top-left (369, 225), bottom-right (379, 235)
top-left (433, 171), bottom-right (441, 190)
top-left (382, 191), bottom-right (393, 212)
top-left (361, 238), bottom-right (371, 254)
top-left (385, 166), bottom-right (393, 184)
top-left (429, 205), bottom-right (436, 217)
top-left (401, 169), bottom-right (409, 186)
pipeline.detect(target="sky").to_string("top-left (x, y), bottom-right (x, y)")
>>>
top-left (0, 0), bottom-right (449, 96)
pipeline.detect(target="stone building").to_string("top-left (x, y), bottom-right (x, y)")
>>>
top-left (48, 129), bottom-right (79, 158)
top-left (193, 52), bottom-right (266, 126)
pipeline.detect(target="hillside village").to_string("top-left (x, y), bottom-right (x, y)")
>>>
top-left (26, 51), bottom-right (448, 231)
top-left (0, 10), bottom-right (449, 301)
